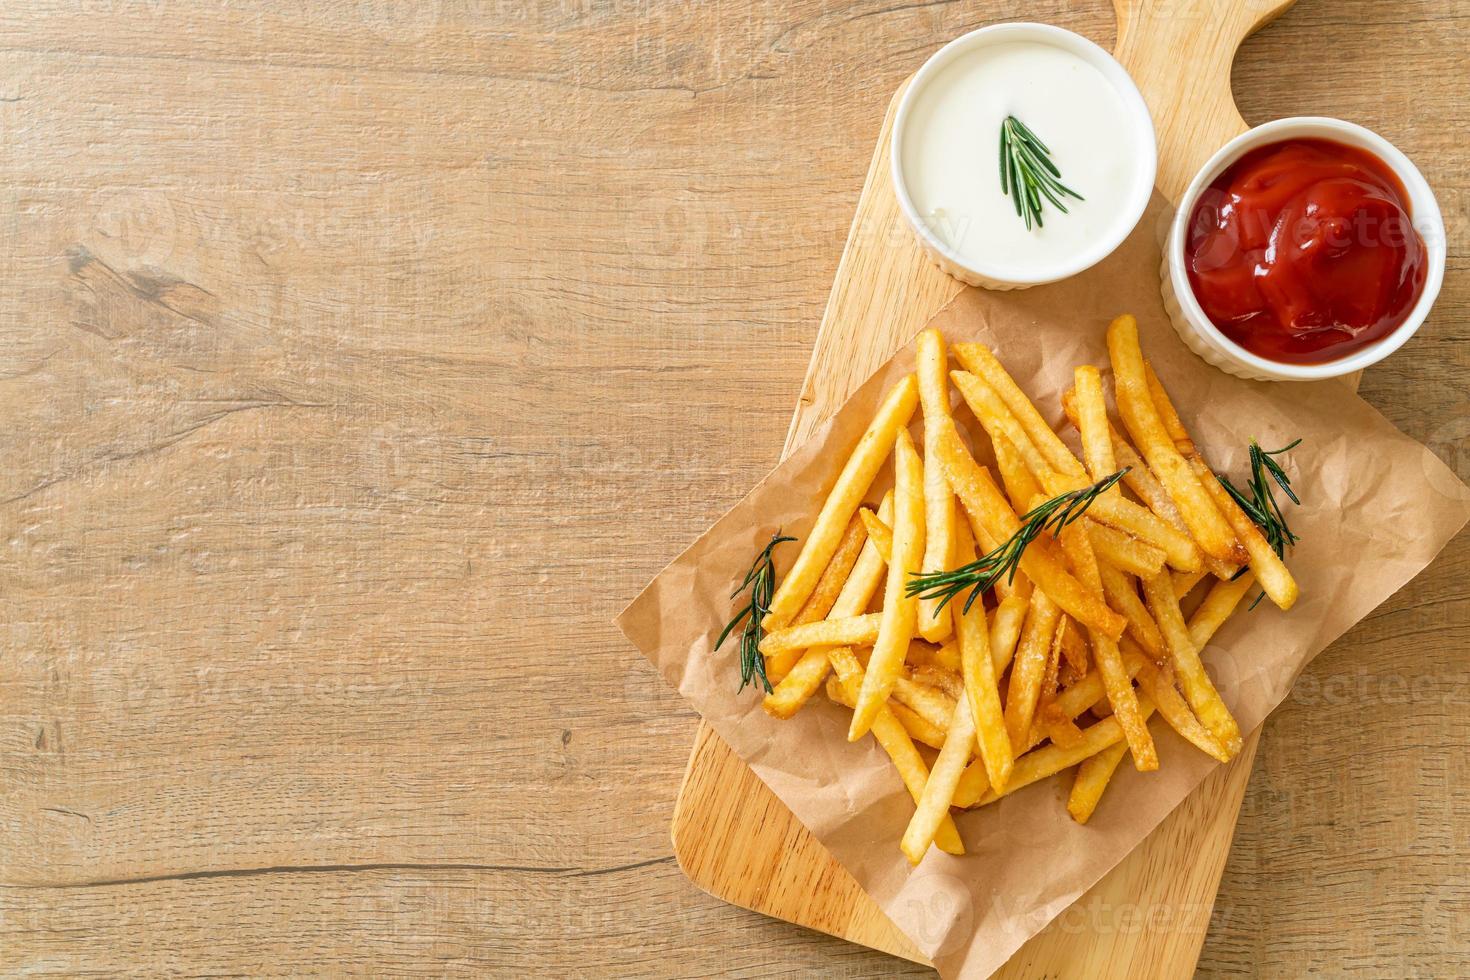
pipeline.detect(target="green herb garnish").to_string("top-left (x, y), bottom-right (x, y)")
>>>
top-left (907, 468), bottom-right (1129, 614)
top-left (1218, 439), bottom-right (1302, 608)
top-left (998, 115), bottom-right (1084, 231)
top-left (717, 531), bottom-right (795, 694)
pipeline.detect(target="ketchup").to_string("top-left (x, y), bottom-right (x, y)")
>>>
top-left (1185, 138), bottom-right (1426, 364)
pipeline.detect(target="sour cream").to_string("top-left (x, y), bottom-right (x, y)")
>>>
top-left (893, 24), bottom-right (1156, 289)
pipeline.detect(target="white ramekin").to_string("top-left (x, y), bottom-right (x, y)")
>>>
top-left (891, 22), bottom-right (1157, 291)
top-left (1162, 117), bottom-right (1446, 382)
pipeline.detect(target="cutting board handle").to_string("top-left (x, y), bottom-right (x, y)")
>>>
top-left (1113, 0), bottom-right (1297, 203)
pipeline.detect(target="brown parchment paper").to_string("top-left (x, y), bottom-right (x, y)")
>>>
top-left (615, 199), bottom-right (1470, 978)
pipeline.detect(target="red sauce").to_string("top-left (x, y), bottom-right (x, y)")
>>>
top-left (1185, 138), bottom-right (1426, 364)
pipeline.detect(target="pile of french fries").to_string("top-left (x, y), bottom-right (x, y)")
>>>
top-left (755, 315), bottom-right (1298, 864)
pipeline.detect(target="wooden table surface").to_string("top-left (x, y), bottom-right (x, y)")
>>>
top-left (2, 1), bottom-right (1466, 975)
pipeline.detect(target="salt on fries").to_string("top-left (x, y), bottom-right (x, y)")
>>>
top-left (726, 316), bottom-right (1301, 863)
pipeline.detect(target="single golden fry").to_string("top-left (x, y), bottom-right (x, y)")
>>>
top-left (850, 427), bottom-right (926, 740)
top-left (917, 330), bottom-right (958, 642)
top-left (759, 612), bottom-right (881, 656)
top-left (768, 375), bottom-right (920, 626)
top-left (1194, 458), bottom-right (1299, 610)
top-left (1141, 570), bottom-right (1242, 757)
top-left (768, 512), bottom-right (868, 681)
top-left (951, 341), bottom-right (1087, 479)
top-left (1188, 571), bottom-right (1255, 649)
top-left (989, 591), bottom-right (1030, 673)
top-left (992, 431), bottom-right (1045, 515)
top-left (1107, 315), bottom-right (1242, 564)
top-left (763, 493), bottom-right (894, 719)
top-left (1058, 616), bottom-right (1090, 676)
top-left (953, 520), bottom-right (1013, 791)
top-left (1144, 361), bottom-right (1196, 455)
top-left (975, 696), bottom-right (1158, 805)
top-left (1097, 561), bottom-right (1167, 662)
top-left (1067, 740), bottom-right (1130, 823)
top-left (827, 648), bottom-right (963, 853)
top-left (1059, 521), bottom-right (1158, 770)
top-left (1073, 365), bottom-right (1117, 483)
top-left (1173, 568), bottom-right (1208, 600)
top-left (902, 694), bottom-right (977, 864)
top-left (953, 755), bottom-right (989, 807)
top-left (931, 419), bottom-right (1126, 639)
top-left (1086, 522), bottom-right (1166, 578)
top-left (1003, 590), bottom-right (1062, 753)
top-left (858, 508), bottom-right (894, 562)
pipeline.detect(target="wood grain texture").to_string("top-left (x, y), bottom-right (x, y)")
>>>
top-left (0, 1), bottom-right (1466, 977)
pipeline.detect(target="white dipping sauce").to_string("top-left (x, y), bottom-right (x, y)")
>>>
top-left (900, 41), bottom-right (1142, 275)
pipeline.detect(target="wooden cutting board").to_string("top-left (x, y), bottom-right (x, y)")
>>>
top-left (673, 1), bottom-right (1298, 972)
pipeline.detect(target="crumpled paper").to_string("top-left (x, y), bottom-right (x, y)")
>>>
top-left (616, 199), bottom-right (1470, 977)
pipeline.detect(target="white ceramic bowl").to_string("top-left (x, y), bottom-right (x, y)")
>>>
top-left (891, 22), bottom-right (1157, 290)
top-left (1162, 117), bottom-right (1446, 382)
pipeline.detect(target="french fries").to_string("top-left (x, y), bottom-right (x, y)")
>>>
top-left (1141, 570), bottom-right (1243, 757)
top-left (767, 375), bottom-right (919, 627)
top-left (902, 694), bottom-right (976, 864)
top-left (1086, 522), bottom-right (1166, 578)
top-left (1195, 459), bottom-right (1299, 610)
top-left (1141, 361), bottom-right (1300, 610)
top-left (989, 592), bottom-right (1030, 673)
top-left (932, 419), bottom-right (1126, 639)
top-left (953, 520), bottom-right (1012, 791)
top-left (827, 676), bottom-right (948, 749)
top-left (1003, 591), bottom-right (1062, 753)
top-left (1062, 390), bottom-right (1236, 581)
top-left (991, 431), bottom-right (1044, 515)
top-left (759, 612), bottom-right (881, 656)
top-left (850, 428), bottom-right (926, 740)
top-left (951, 341), bottom-right (1087, 479)
top-left (1068, 742), bottom-right (1129, 823)
top-left (763, 494), bottom-right (895, 718)
top-left (828, 648), bottom-right (963, 854)
top-left (975, 697), bottom-right (1158, 805)
top-left (916, 329), bottom-right (958, 642)
top-left (1097, 561), bottom-right (1166, 662)
top-left (952, 370), bottom-right (1054, 484)
top-left (1073, 365), bottom-right (1117, 484)
top-left (767, 512), bottom-right (870, 681)
top-left (742, 319), bottom-right (1299, 856)
top-left (1058, 522), bottom-right (1158, 770)
top-left (1108, 315), bottom-right (1243, 564)
top-left (1189, 571), bottom-right (1255, 649)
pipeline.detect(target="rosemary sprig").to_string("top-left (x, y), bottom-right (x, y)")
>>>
top-left (716, 531), bottom-right (795, 694)
top-left (998, 115), bottom-right (1084, 231)
top-left (906, 468), bottom-right (1129, 614)
top-left (1218, 439), bottom-right (1303, 608)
